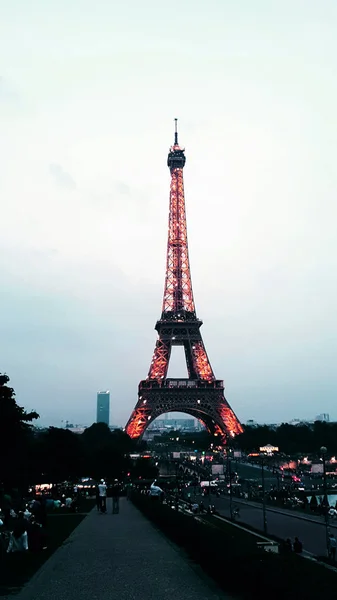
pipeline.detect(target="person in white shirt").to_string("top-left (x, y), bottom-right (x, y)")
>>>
top-left (98, 480), bottom-right (107, 513)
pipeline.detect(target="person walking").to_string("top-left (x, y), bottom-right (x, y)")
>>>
top-left (98, 480), bottom-right (107, 513)
top-left (95, 485), bottom-right (100, 512)
top-left (328, 533), bottom-right (337, 561)
top-left (293, 537), bottom-right (303, 553)
top-left (111, 481), bottom-right (120, 514)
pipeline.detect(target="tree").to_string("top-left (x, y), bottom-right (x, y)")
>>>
top-left (33, 427), bottom-right (84, 483)
top-left (81, 424), bottom-right (136, 481)
top-left (0, 373), bottom-right (39, 489)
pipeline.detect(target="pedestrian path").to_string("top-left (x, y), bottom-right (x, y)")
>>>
top-left (11, 499), bottom-right (228, 600)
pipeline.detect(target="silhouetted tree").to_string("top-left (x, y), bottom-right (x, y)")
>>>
top-left (81, 424), bottom-right (136, 481)
top-left (33, 427), bottom-right (84, 483)
top-left (0, 373), bottom-right (39, 489)
top-left (235, 422), bottom-right (337, 456)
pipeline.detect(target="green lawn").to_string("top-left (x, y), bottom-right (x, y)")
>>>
top-left (46, 497), bottom-right (96, 515)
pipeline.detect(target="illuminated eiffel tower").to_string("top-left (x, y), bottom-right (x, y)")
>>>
top-left (126, 120), bottom-right (243, 443)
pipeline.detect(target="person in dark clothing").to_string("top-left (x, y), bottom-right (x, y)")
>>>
top-left (95, 486), bottom-right (100, 512)
top-left (280, 538), bottom-right (292, 554)
top-left (328, 533), bottom-right (337, 560)
top-left (111, 483), bottom-right (120, 514)
top-left (30, 498), bottom-right (41, 521)
top-left (1, 493), bottom-right (12, 528)
top-left (293, 537), bottom-right (303, 553)
top-left (27, 519), bottom-right (48, 552)
top-left (38, 496), bottom-right (48, 528)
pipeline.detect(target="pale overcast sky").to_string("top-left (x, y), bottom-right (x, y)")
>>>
top-left (1, 0), bottom-right (336, 427)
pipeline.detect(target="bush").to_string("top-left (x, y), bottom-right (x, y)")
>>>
top-left (131, 492), bottom-right (337, 600)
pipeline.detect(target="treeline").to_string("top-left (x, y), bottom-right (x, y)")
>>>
top-left (0, 374), bottom-right (158, 492)
top-left (237, 421), bottom-right (337, 455)
top-left (155, 421), bottom-right (337, 456)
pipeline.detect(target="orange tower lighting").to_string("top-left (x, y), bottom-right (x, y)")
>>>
top-left (125, 120), bottom-right (243, 443)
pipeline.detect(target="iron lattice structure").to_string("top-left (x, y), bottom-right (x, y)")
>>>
top-left (125, 120), bottom-right (243, 443)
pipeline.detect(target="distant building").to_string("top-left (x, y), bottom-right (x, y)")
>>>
top-left (96, 391), bottom-right (110, 425)
top-left (67, 426), bottom-right (86, 434)
top-left (246, 420), bottom-right (259, 428)
top-left (148, 418), bottom-right (196, 431)
top-left (315, 413), bottom-right (330, 422)
top-left (259, 444), bottom-right (279, 455)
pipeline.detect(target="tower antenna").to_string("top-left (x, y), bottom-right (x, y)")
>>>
top-left (174, 118), bottom-right (178, 145)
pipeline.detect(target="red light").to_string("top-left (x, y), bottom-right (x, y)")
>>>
top-left (162, 168), bottom-right (195, 315)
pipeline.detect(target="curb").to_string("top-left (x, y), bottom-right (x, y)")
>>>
top-left (265, 505), bottom-right (337, 527)
top-left (211, 513), bottom-right (337, 573)
top-left (222, 497), bottom-right (337, 528)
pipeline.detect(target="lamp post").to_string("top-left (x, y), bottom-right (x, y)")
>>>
top-left (208, 457), bottom-right (212, 507)
top-left (320, 446), bottom-right (329, 556)
top-left (227, 448), bottom-right (233, 519)
top-left (261, 455), bottom-right (267, 534)
top-left (174, 460), bottom-right (178, 491)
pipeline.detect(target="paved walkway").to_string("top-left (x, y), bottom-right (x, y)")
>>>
top-left (10, 499), bottom-right (228, 600)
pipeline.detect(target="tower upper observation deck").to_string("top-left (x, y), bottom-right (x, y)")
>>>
top-left (167, 118), bottom-right (186, 169)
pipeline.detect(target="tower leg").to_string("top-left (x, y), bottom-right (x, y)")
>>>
top-left (125, 383), bottom-right (242, 442)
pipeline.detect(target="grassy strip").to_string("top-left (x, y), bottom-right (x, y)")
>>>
top-left (131, 492), bottom-right (337, 600)
top-left (0, 513), bottom-right (86, 596)
top-left (47, 498), bottom-right (96, 515)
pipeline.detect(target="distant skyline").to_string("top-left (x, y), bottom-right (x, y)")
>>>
top-left (1, 1), bottom-right (337, 427)
top-left (57, 411), bottom-right (332, 429)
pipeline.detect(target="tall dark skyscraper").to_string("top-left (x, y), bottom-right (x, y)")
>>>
top-left (96, 391), bottom-right (110, 426)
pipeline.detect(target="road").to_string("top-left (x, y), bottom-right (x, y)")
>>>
top-left (160, 458), bottom-right (336, 555)
top-left (200, 494), bottom-right (334, 556)
top-left (234, 461), bottom-right (333, 491)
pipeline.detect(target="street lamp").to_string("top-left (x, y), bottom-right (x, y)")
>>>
top-left (227, 448), bottom-right (233, 520)
top-left (261, 455), bottom-right (268, 534)
top-left (320, 446), bottom-right (329, 556)
top-left (208, 459), bottom-right (212, 507)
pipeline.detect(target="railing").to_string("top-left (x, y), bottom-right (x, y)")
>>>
top-left (139, 378), bottom-right (224, 390)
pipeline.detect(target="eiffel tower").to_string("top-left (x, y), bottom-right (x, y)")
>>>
top-left (125, 120), bottom-right (243, 443)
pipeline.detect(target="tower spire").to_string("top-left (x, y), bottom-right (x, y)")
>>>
top-left (174, 117), bottom-right (178, 145)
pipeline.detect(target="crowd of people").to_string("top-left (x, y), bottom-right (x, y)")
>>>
top-left (0, 496), bottom-right (48, 555)
top-left (0, 487), bottom-right (81, 556)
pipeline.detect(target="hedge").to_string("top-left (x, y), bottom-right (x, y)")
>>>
top-left (131, 492), bottom-right (337, 599)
